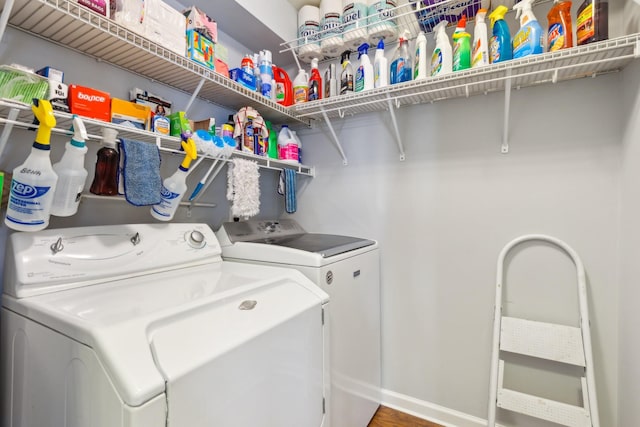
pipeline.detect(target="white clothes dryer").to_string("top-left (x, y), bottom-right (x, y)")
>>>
top-left (1, 223), bottom-right (329, 427)
top-left (216, 219), bottom-right (381, 427)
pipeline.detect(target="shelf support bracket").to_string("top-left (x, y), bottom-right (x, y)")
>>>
top-left (502, 69), bottom-right (512, 154)
top-left (386, 94), bottom-right (406, 161)
top-left (0, 107), bottom-right (19, 164)
top-left (320, 108), bottom-right (348, 166)
top-left (0, 0), bottom-right (15, 43)
top-left (183, 77), bottom-right (206, 116)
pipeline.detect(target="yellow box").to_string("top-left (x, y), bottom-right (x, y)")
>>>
top-left (111, 98), bottom-right (151, 130)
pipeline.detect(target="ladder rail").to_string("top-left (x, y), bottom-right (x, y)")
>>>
top-left (487, 234), bottom-right (600, 427)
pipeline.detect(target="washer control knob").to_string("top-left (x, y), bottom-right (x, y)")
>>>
top-left (186, 230), bottom-right (206, 249)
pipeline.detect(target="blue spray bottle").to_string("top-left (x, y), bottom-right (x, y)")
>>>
top-left (489, 5), bottom-right (512, 64)
top-left (512, 0), bottom-right (544, 58)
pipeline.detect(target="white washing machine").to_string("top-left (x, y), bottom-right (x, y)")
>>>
top-left (1, 223), bottom-right (329, 427)
top-left (216, 219), bottom-right (381, 427)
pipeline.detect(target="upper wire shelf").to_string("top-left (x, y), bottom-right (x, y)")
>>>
top-left (0, 0), bottom-right (312, 127)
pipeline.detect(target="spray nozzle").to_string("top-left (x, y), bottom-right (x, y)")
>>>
top-left (179, 134), bottom-right (198, 170)
top-left (399, 29), bottom-right (411, 44)
top-left (31, 98), bottom-right (56, 147)
top-left (489, 5), bottom-right (508, 27)
top-left (513, 0), bottom-right (534, 21)
top-left (341, 50), bottom-right (352, 64)
top-left (433, 20), bottom-right (449, 38)
top-left (357, 43), bottom-right (369, 58)
top-left (311, 57), bottom-right (319, 69)
top-left (69, 115), bottom-right (87, 148)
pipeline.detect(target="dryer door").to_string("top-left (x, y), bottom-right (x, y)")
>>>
top-left (149, 279), bottom-right (326, 427)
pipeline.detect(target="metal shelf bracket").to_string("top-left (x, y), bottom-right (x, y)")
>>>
top-left (320, 107), bottom-right (348, 166)
top-left (386, 93), bottom-right (406, 161)
top-left (502, 69), bottom-right (512, 154)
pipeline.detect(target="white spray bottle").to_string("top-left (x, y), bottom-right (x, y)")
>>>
top-left (431, 20), bottom-right (452, 76)
top-left (414, 31), bottom-right (428, 80)
top-left (5, 99), bottom-right (58, 231)
top-left (355, 42), bottom-right (374, 92)
top-left (373, 38), bottom-right (388, 88)
top-left (472, 9), bottom-right (489, 68)
top-left (51, 115), bottom-right (88, 217)
top-left (150, 135), bottom-right (197, 221)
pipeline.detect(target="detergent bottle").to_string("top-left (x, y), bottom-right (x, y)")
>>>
top-left (576, 0), bottom-right (608, 46)
top-left (90, 128), bottom-right (120, 196)
top-left (413, 31), bottom-right (428, 80)
top-left (273, 65), bottom-right (293, 106)
top-left (431, 20), bottom-right (452, 76)
top-left (340, 50), bottom-right (354, 95)
top-left (390, 30), bottom-right (412, 84)
top-left (355, 42), bottom-right (373, 92)
top-left (489, 5), bottom-right (512, 63)
top-left (472, 9), bottom-right (489, 68)
top-left (278, 125), bottom-right (299, 163)
top-left (547, 1), bottom-right (573, 51)
top-left (512, 0), bottom-right (544, 58)
top-left (150, 135), bottom-right (197, 221)
top-left (374, 38), bottom-right (388, 88)
top-left (50, 115), bottom-right (88, 217)
top-left (308, 57), bottom-right (323, 101)
top-left (5, 99), bottom-right (58, 231)
top-left (452, 14), bottom-right (471, 71)
top-left (293, 67), bottom-right (309, 104)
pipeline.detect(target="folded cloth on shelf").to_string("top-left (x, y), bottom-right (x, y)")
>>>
top-left (226, 158), bottom-right (260, 218)
top-left (119, 138), bottom-right (162, 206)
top-left (278, 168), bottom-right (297, 214)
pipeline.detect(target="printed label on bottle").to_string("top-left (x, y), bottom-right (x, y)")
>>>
top-left (340, 75), bottom-right (354, 94)
top-left (276, 82), bottom-right (285, 101)
top-left (355, 65), bottom-right (364, 91)
top-left (512, 27), bottom-right (532, 57)
top-left (279, 142), bottom-right (299, 162)
top-left (547, 23), bottom-right (566, 51)
top-left (294, 86), bottom-right (308, 103)
top-left (471, 39), bottom-right (484, 67)
top-left (576, 4), bottom-right (594, 44)
top-left (5, 179), bottom-right (52, 226)
top-left (152, 186), bottom-right (181, 218)
top-left (413, 46), bottom-right (421, 79)
top-left (489, 36), bottom-right (500, 63)
top-left (431, 49), bottom-right (442, 76)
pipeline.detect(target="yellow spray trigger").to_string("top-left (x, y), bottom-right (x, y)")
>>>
top-left (180, 137), bottom-right (197, 169)
top-left (32, 99), bottom-right (56, 146)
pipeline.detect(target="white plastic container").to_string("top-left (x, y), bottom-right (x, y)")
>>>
top-left (5, 100), bottom-right (58, 231)
top-left (150, 138), bottom-right (197, 221)
top-left (291, 130), bottom-right (303, 164)
top-left (293, 68), bottom-right (309, 104)
top-left (472, 9), bottom-right (489, 68)
top-left (355, 42), bottom-right (374, 92)
top-left (373, 38), bottom-right (388, 88)
top-left (278, 125), bottom-right (299, 164)
top-left (51, 116), bottom-right (89, 217)
top-left (430, 20), bottom-right (452, 76)
top-left (413, 31), bottom-right (428, 80)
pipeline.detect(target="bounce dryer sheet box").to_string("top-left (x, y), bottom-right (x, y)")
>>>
top-left (67, 84), bottom-right (111, 122)
top-left (186, 29), bottom-right (215, 70)
top-left (111, 98), bottom-right (150, 130)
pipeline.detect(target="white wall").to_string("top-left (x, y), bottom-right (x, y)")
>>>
top-left (294, 72), bottom-right (623, 426)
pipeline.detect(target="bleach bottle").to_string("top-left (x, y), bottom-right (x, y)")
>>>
top-left (489, 6), bottom-right (512, 63)
top-left (431, 20), bottom-right (452, 76)
top-left (472, 9), bottom-right (489, 68)
top-left (414, 31), bottom-right (428, 80)
top-left (278, 125), bottom-right (299, 164)
top-left (5, 99), bottom-right (58, 231)
top-left (512, 0), bottom-right (543, 58)
top-left (355, 42), bottom-right (373, 92)
top-left (51, 115), bottom-right (88, 217)
top-left (150, 135), bottom-right (197, 221)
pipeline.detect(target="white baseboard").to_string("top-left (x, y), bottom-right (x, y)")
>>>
top-left (381, 388), bottom-right (489, 427)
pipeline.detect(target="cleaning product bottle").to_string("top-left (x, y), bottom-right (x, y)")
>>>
top-left (452, 14), bottom-right (471, 71)
top-left (390, 30), bottom-right (412, 84)
top-left (308, 57), bottom-right (323, 101)
top-left (413, 31), bottom-right (428, 80)
top-left (576, 0), bottom-right (608, 46)
top-left (259, 50), bottom-right (274, 99)
top-left (278, 125), bottom-right (299, 163)
top-left (50, 115), bottom-right (88, 217)
top-left (355, 42), bottom-right (374, 92)
top-left (431, 20), bottom-right (453, 76)
top-left (273, 65), bottom-right (293, 106)
top-left (472, 9), bottom-right (489, 68)
top-left (5, 99), bottom-right (58, 231)
top-left (89, 128), bottom-right (120, 196)
top-left (374, 38), bottom-right (388, 88)
top-left (489, 6), bottom-right (512, 64)
top-left (512, 0), bottom-right (544, 59)
top-left (547, 1), bottom-right (573, 51)
top-left (324, 63), bottom-right (338, 98)
top-left (293, 68), bottom-right (309, 104)
top-left (150, 135), bottom-right (197, 221)
top-left (340, 50), bottom-right (354, 95)
top-left (265, 120), bottom-right (278, 159)
top-left (292, 130), bottom-right (303, 164)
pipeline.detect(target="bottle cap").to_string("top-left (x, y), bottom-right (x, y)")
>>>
top-left (377, 39), bottom-right (384, 50)
top-left (102, 127), bottom-right (119, 149)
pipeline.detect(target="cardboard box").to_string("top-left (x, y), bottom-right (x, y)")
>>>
top-left (215, 58), bottom-right (229, 78)
top-left (129, 88), bottom-right (172, 116)
top-left (183, 6), bottom-right (217, 43)
top-left (111, 98), bottom-right (150, 130)
top-left (68, 84), bottom-right (110, 122)
top-left (36, 66), bottom-right (64, 82)
top-left (168, 111), bottom-right (191, 137)
top-left (77, 0), bottom-right (110, 17)
top-left (229, 68), bottom-right (256, 91)
top-left (186, 29), bottom-right (215, 69)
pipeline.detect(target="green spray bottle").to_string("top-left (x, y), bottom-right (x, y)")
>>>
top-left (266, 120), bottom-right (278, 159)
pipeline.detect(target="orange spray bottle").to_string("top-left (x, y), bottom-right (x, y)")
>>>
top-left (547, 1), bottom-right (573, 51)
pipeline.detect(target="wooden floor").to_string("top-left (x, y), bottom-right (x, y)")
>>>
top-left (368, 406), bottom-right (443, 427)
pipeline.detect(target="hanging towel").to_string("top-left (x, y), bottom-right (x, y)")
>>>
top-left (119, 139), bottom-right (162, 206)
top-left (278, 168), bottom-right (297, 214)
top-left (226, 158), bottom-right (260, 218)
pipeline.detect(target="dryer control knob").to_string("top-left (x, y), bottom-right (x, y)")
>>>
top-left (186, 230), bottom-right (206, 249)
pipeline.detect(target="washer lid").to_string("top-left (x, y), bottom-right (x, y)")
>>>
top-left (260, 233), bottom-right (375, 258)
